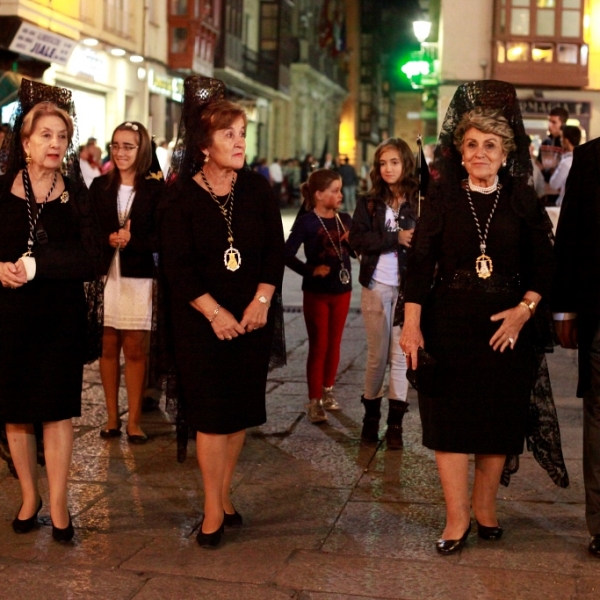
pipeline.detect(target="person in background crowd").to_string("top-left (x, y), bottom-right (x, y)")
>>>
top-left (539, 106), bottom-right (568, 205)
top-left (553, 129), bottom-right (600, 559)
top-left (284, 158), bottom-right (301, 206)
top-left (80, 143), bottom-right (101, 187)
top-left (284, 169), bottom-right (353, 423)
top-left (301, 153), bottom-right (316, 183)
top-left (160, 76), bottom-right (285, 549)
top-left (547, 125), bottom-right (581, 207)
top-left (155, 137), bottom-right (172, 176)
top-left (349, 137), bottom-right (418, 449)
top-left (0, 80), bottom-right (101, 543)
top-left (338, 157), bottom-right (358, 212)
top-left (269, 157), bottom-right (283, 205)
top-left (256, 157), bottom-right (270, 181)
top-left (92, 121), bottom-right (162, 444)
top-left (401, 82), bottom-right (558, 555)
top-left (527, 135), bottom-right (546, 199)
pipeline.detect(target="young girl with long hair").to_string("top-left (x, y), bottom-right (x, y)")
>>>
top-left (349, 138), bottom-right (419, 448)
top-left (285, 169), bottom-right (353, 423)
top-left (91, 122), bottom-right (163, 443)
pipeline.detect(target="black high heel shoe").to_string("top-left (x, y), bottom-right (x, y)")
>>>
top-left (477, 520), bottom-right (503, 541)
top-left (436, 522), bottom-right (471, 555)
top-left (52, 513), bottom-right (74, 543)
top-left (223, 508), bottom-right (243, 528)
top-left (196, 517), bottom-right (224, 548)
top-left (12, 497), bottom-right (43, 534)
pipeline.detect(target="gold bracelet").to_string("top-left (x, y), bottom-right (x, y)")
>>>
top-left (208, 304), bottom-right (220, 323)
top-left (519, 299), bottom-right (537, 316)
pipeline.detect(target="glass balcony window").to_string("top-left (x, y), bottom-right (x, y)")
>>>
top-left (506, 42), bottom-right (529, 61)
top-left (536, 9), bottom-right (554, 35)
top-left (562, 10), bottom-right (580, 37)
top-left (171, 27), bottom-right (188, 53)
top-left (532, 43), bottom-right (553, 62)
top-left (557, 43), bottom-right (578, 64)
top-left (511, 8), bottom-right (530, 34)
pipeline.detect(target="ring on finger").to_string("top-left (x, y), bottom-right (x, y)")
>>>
top-left (508, 337), bottom-right (515, 345)
top-left (226, 336), bottom-right (232, 341)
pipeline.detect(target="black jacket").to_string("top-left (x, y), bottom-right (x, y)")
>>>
top-left (553, 137), bottom-right (600, 395)
top-left (349, 194), bottom-right (417, 288)
top-left (90, 174), bottom-right (162, 278)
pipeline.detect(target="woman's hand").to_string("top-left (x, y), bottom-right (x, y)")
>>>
top-left (399, 323), bottom-right (425, 369)
top-left (398, 228), bottom-right (414, 248)
top-left (240, 297), bottom-right (269, 332)
top-left (489, 304), bottom-right (531, 352)
top-left (0, 261), bottom-right (27, 289)
top-left (109, 220), bottom-right (131, 249)
top-left (210, 306), bottom-right (246, 341)
top-left (313, 265), bottom-right (331, 277)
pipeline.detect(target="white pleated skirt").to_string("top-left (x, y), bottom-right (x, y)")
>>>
top-left (103, 251), bottom-right (152, 330)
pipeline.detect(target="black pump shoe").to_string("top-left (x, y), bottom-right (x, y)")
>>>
top-left (12, 497), bottom-right (43, 534)
top-left (100, 419), bottom-right (122, 439)
top-left (52, 514), bottom-right (74, 543)
top-left (223, 509), bottom-right (243, 528)
top-left (196, 518), bottom-right (224, 548)
top-left (436, 522), bottom-right (471, 555)
top-left (477, 520), bottom-right (503, 541)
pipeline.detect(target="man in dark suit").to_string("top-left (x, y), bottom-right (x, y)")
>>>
top-left (553, 136), bottom-right (600, 558)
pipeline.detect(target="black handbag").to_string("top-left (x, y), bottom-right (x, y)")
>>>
top-left (406, 347), bottom-right (437, 395)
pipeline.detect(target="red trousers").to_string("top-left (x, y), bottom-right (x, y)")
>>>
top-left (303, 291), bottom-right (352, 399)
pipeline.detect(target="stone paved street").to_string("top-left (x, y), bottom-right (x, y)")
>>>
top-left (0, 210), bottom-right (599, 599)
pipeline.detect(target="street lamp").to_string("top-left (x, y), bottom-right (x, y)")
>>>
top-left (413, 20), bottom-right (432, 44)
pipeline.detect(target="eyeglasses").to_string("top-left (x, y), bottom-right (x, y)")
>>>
top-left (109, 143), bottom-right (139, 153)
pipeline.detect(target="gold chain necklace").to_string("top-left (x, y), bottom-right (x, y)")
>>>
top-left (199, 168), bottom-right (241, 271)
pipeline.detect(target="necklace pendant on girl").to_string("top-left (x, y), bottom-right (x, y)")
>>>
top-left (224, 246), bottom-right (241, 271)
top-left (339, 268), bottom-right (350, 285)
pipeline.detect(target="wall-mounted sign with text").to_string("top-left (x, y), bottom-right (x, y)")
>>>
top-left (9, 21), bottom-right (76, 66)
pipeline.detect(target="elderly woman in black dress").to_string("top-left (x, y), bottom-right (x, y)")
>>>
top-left (160, 77), bottom-right (285, 548)
top-left (400, 81), bottom-right (555, 554)
top-left (0, 80), bottom-right (98, 542)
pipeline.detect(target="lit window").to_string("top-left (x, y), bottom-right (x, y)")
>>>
top-left (532, 44), bottom-right (553, 62)
top-left (496, 41), bottom-right (506, 63)
top-left (506, 42), bottom-right (529, 61)
top-left (557, 44), bottom-right (578, 64)
top-left (536, 0), bottom-right (555, 7)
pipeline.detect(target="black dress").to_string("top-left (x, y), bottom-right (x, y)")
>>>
top-left (404, 181), bottom-right (554, 455)
top-left (0, 176), bottom-right (97, 423)
top-left (160, 170), bottom-right (285, 434)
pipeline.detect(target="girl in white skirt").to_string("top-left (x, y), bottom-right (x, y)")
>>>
top-left (90, 122), bottom-right (163, 443)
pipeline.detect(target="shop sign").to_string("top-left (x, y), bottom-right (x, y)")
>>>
top-left (9, 22), bottom-right (75, 66)
top-left (149, 70), bottom-right (184, 102)
top-left (519, 99), bottom-right (591, 117)
top-left (69, 46), bottom-right (109, 82)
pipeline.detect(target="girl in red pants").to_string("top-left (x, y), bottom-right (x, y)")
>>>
top-left (285, 169), bottom-right (353, 423)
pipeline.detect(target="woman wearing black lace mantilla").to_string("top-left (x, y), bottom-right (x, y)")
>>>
top-left (160, 77), bottom-right (285, 549)
top-left (0, 80), bottom-right (100, 543)
top-left (400, 81), bottom-right (566, 554)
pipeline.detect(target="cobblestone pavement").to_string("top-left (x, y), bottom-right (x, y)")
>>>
top-left (1, 211), bottom-right (599, 598)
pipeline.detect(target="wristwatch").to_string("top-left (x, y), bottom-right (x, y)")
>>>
top-left (255, 294), bottom-right (271, 307)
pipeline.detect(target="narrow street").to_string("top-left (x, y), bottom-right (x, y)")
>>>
top-left (0, 209), bottom-right (597, 599)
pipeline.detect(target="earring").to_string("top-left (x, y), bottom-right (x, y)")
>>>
top-left (461, 159), bottom-right (464, 166)
top-left (25, 153), bottom-right (32, 165)
top-left (204, 154), bottom-right (210, 164)
top-left (502, 160), bottom-right (507, 167)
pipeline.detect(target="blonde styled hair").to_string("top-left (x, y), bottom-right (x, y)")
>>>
top-left (20, 101), bottom-right (74, 143)
top-left (453, 107), bottom-right (516, 157)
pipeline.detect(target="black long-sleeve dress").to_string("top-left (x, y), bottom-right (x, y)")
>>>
top-left (0, 175), bottom-right (97, 423)
top-left (404, 180), bottom-right (554, 455)
top-left (160, 170), bottom-right (285, 434)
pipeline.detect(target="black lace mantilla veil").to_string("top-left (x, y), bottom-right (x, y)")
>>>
top-left (433, 80), bottom-right (568, 488)
top-left (156, 76), bottom-right (286, 462)
top-left (0, 79), bottom-right (103, 477)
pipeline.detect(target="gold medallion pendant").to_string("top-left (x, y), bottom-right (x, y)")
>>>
top-left (224, 246), bottom-right (241, 271)
top-left (475, 254), bottom-right (493, 279)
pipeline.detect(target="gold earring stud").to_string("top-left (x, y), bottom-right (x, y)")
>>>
top-left (25, 153), bottom-right (32, 165)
